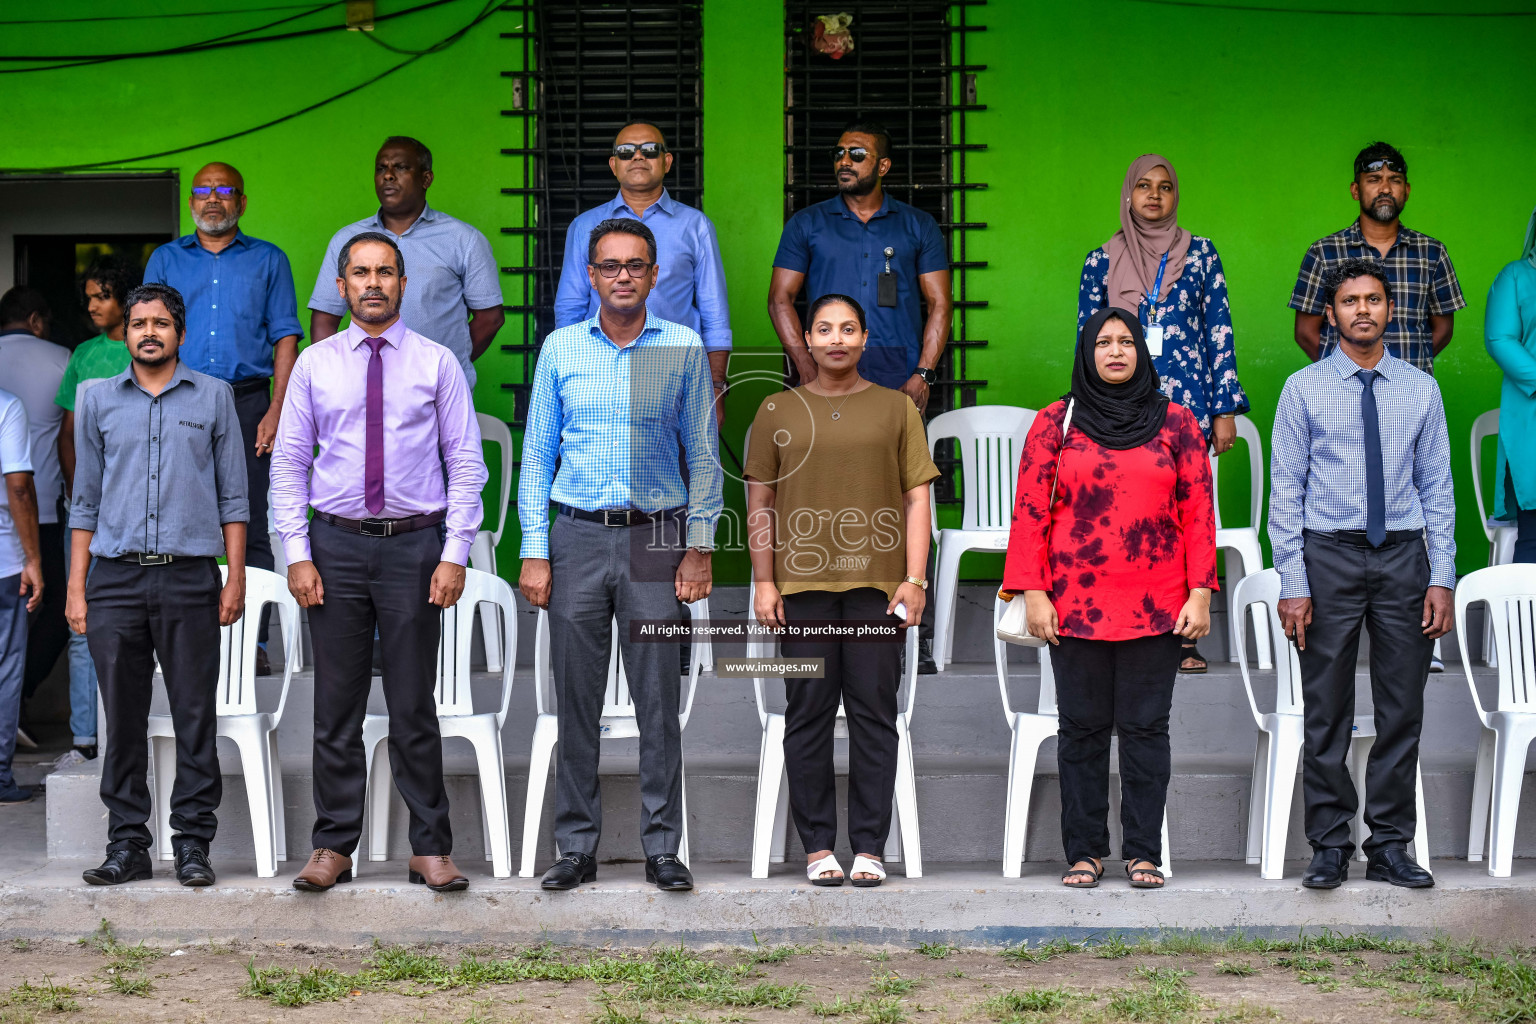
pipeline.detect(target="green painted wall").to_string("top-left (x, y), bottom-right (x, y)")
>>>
top-left (7, 0), bottom-right (1534, 580)
top-left (703, 0), bottom-right (1536, 580)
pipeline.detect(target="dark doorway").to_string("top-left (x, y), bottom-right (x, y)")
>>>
top-left (0, 173), bottom-right (178, 349)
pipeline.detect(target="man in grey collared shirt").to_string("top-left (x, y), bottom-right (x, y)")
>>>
top-left (67, 283), bottom-right (249, 890)
top-left (308, 136), bottom-right (504, 388)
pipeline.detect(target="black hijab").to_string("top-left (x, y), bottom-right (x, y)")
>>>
top-left (1068, 307), bottom-right (1169, 450)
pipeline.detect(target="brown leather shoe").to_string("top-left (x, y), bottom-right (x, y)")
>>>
top-left (293, 848), bottom-right (352, 891)
top-left (408, 855), bottom-right (469, 892)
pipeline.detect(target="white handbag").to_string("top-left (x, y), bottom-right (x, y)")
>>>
top-left (996, 399), bottom-right (1074, 648)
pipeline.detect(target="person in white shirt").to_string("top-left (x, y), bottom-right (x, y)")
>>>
top-left (0, 288), bottom-right (70, 754)
top-left (0, 384), bottom-right (44, 804)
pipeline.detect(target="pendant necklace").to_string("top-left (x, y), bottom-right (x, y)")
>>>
top-left (818, 385), bottom-right (859, 421)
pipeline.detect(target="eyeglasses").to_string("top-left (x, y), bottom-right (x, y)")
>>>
top-left (191, 186), bottom-right (243, 198)
top-left (830, 146), bottom-right (870, 164)
top-left (612, 142), bottom-right (667, 161)
top-left (590, 260), bottom-right (654, 278)
top-left (1354, 158), bottom-right (1405, 176)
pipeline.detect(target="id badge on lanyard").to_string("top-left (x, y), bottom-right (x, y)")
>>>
top-left (1143, 251), bottom-right (1169, 357)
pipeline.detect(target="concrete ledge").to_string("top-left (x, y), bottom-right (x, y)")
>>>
top-left (3, 860), bottom-right (1534, 948)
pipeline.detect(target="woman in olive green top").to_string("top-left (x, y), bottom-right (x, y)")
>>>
top-left (745, 293), bottom-right (938, 888)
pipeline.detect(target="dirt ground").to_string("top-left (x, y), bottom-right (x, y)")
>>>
top-left (0, 931), bottom-right (1509, 1024)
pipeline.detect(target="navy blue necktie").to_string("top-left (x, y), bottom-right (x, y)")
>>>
top-left (1359, 368), bottom-right (1386, 547)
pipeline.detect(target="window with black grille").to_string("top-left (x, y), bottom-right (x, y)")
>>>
top-left (784, 0), bottom-right (987, 441)
top-left (500, 1), bottom-right (703, 427)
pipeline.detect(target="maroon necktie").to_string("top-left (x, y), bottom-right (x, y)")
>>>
top-left (364, 336), bottom-right (386, 514)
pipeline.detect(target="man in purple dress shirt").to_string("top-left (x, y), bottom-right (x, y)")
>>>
top-left (271, 232), bottom-right (487, 893)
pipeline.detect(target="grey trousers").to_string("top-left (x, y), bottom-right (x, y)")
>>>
top-left (547, 512), bottom-right (688, 859)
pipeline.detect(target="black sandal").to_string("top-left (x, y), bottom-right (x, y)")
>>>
top-left (1179, 641), bottom-right (1208, 674)
top-left (1062, 858), bottom-right (1104, 888)
top-left (1126, 859), bottom-right (1165, 889)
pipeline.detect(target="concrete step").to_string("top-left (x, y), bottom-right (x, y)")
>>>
top-left (5, 858), bottom-right (1534, 948)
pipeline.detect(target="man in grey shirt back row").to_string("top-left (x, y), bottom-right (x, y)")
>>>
top-left (67, 283), bottom-right (250, 889)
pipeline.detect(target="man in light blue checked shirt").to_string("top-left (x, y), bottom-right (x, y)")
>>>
top-left (1268, 257), bottom-right (1454, 892)
top-left (519, 217), bottom-right (720, 895)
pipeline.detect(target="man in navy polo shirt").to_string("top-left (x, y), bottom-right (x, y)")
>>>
top-left (769, 121), bottom-right (952, 672)
top-left (768, 119), bottom-right (952, 411)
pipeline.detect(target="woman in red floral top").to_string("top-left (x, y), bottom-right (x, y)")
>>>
top-left (1002, 307), bottom-right (1216, 890)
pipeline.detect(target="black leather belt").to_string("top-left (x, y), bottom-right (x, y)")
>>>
top-left (112, 552), bottom-right (186, 565)
top-left (316, 509), bottom-right (446, 537)
top-left (1311, 528), bottom-right (1423, 548)
top-left (229, 377), bottom-right (271, 397)
top-left (557, 503), bottom-right (683, 527)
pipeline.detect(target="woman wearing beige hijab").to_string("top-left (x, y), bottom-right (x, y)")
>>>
top-left (1078, 153), bottom-right (1248, 674)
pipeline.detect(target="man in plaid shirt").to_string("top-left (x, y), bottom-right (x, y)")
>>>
top-left (1289, 142), bottom-right (1466, 373)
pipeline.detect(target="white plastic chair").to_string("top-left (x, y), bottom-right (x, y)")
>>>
top-left (994, 597), bottom-right (1173, 878)
top-left (1459, 565), bottom-right (1536, 876)
top-left (1233, 569), bottom-right (1431, 878)
top-left (747, 581), bottom-right (922, 878)
top-left (361, 569), bottom-right (518, 877)
top-left (149, 567), bottom-right (299, 878)
top-left (519, 606), bottom-right (705, 876)
top-left (927, 406), bottom-right (1036, 671)
top-left (1471, 411), bottom-right (1520, 668)
top-left (1211, 414), bottom-right (1272, 669)
top-left (468, 413), bottom-right (514, 673)
top-left (264, 495), bottom-right (301, 672)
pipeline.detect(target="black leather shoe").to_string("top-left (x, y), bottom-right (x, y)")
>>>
top-left (1301, 848), bottom-right (1349, 889)
top-left (174, 843), bottom-right (216, 887)
top-left (917, 638), bottom-right (938, 675)
top-left (82, 848), bottom-right (153, 886)
top-left (1366, 845), bottom-right (1434, 888)
top-left (646, 854), bottom-right (694, 892)
top-left (540, 852), bottom-right (597, 891)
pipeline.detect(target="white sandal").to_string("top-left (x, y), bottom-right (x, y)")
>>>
top-left (850, 854), bottom-right (886, 888)
top-left (807, 854), bottom-right (845, 886)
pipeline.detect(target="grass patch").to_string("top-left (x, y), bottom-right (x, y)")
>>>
top-left (1270, 954), bottom-right (1333, 973)
top-left (241, 963), bottom-right (355, 1007)
top-left (1097, 966), bottom-right (1202, 1023)
top-left (983, 986), bottom-right (1074, 1020)
top-left (869, 973), bottom-right (917, 997)
top-left (809, 995), bottom-right (864, 1017)
top-left (1, 978), bottom-right (79, 1014)
top-left (857, 995), bottom-right (908, 1024)
top-left (747, 943), bottom-right (811, 965)
top-left (1093, 934), bottom-right (1136, 960)
top-left (1213, 960), bottom-right (1256, 977)
top-left (916, 941), bottom-right (956, 960)
top-left (1001, 938), bottom-right (1079, 965)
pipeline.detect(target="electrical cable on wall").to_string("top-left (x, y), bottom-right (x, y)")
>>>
top-left (0, 0), bottom-right (461, 71)
top-left (0, 4), bottom-right (338, 26)
top-left (0, 0), bottom-right (503, 173)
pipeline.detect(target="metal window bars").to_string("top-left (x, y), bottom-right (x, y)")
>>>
top-left (499, 1), bottom-right (704, 429)
top-left (784, 0), bottom-right (987, 502)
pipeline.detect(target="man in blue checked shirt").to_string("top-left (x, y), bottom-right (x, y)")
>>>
top-left (143, 162), bottom-right (301, 675)
top-left (554, 121), bottom-right (731, 424)
top-left (1268, 257), bottom-right (1455, 893)
top-left (519, 218), bottom-right (721, 895)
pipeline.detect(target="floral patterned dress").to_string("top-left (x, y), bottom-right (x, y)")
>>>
top-left (1078, 235), bottom-right (1248, 441)
top-left (1001, 400), bottom-right (1218, 641)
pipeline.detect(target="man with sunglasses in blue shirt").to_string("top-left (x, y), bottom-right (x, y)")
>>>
top-left (143, 163), bottom-right (302, 675)
top-left (555, 121), bottom-right (732, 424)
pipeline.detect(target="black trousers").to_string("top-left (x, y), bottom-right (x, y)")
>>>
top-left (233, 387), bottom-right (274, 642)
top-left (307, 517), bottom-right (450, 857)
top-left (1298, 529), bottom-right (1434, 855)
top-left (86, 557), bottom-right (223, 852)
top-left (21, 517), bottom-right (70, 701)
top-left (780, 588), bottom-right (903, 856)
top-left (1052, 632), bottom-right (1182, 866)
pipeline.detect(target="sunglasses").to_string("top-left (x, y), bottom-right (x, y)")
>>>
top-left (191, 186), bottom-right (243, 198)
top-left (612, 142), bottom-right (667, 161)
top-left (830, 146), bottom-right (871, 164)
top-left (590, 260), bottom-right (654, 278)
top-left (1355, 158), bottom-right (1405, 176)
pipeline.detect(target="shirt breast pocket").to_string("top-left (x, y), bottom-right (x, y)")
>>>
top-left (630, 367), bottom-right (686, 425)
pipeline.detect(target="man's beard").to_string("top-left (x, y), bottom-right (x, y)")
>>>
top-left (192, 207), bottom-right (241, 233)
top-left (1362, 193), bottom-right (1401, 224)
top-left (131, 347), bottom-right (174, 367)
top-left (349, 291), bottom-right (401, 324)
top-left (837, 167), bottom-right (879, 197)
